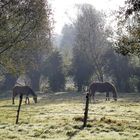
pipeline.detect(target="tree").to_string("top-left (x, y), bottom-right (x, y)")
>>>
top-left (43, 50), bottom-right (65, 92)
top-left (114, 0), bottom-right (140, 92)
top-left (60, 24), bottom-right (75, 55)
top-left (72, 48), bottom-right (93, 91)
top-left (59, 24), bottom-right (75, 78)
top-left (24, 0), bottom-right (53, 90)
top-left (0, 0), bottom-right (43, 54)
top-left (115, 0), bottom-right (140, 56)
top-left (104, 48), bottom-right (134, 92)
top-left (72, 4), bottom-right (109, 91)
top-left (125, 0), bottom-right (140, 16)
top-left (0, 0), bottom-right (53, 91)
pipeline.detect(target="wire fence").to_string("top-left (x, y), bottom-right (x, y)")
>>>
top-left (1, 108), bottom-right (140, 120)
top-left (1, 95), bottom-right (140, 121)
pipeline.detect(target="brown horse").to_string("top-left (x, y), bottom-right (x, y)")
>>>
top-left (89, 82), bottom-right (117, 101)
top-left (12, 86), bottom-right (37, 104)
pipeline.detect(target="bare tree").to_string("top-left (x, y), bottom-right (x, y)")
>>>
top-left (73, 4), bottom-right (109, 82)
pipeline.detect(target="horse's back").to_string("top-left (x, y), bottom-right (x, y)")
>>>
top-left (89, 82), bottom-right (115, 92)
top-left (13, 86), bottom-right (32, 95)
top-left (104, 82), bottom-right (115, 90)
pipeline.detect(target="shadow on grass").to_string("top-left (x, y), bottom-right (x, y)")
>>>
top-left (67, 126), bottom-right (84, 140)
top-left (0, 105), bottom-right (17, 108)
top-left (35, 92), bottom-right (86, 106)
top-left (47, 92), bottom-right (84, 101)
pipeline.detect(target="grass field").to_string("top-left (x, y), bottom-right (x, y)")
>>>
top-left (0, 91), bottom-right (140, 140)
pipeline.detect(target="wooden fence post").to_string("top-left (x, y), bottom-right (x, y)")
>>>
top-left (16, 94), bottom-right (23, 124)
top-left (83, 92), bottom-right (90, 127)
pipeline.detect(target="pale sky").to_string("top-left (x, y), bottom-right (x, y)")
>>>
top-left (49, 0), bottom-right (125, 34)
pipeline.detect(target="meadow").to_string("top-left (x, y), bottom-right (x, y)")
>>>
top-left (0, 91), bottom-right (140, 140)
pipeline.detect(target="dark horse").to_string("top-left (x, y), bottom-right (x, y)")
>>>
top-left (12, 86), bottom-right (37, 104)
top-left (89, 82), bottom-right (117, 101)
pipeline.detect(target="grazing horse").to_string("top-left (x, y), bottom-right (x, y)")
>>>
top-left (12, 86), bottom-right (37, 104)
top-left (89, 82), bottom-right (117, 101)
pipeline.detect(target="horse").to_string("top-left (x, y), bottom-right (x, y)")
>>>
top-left (12, 86), bottom-right (37, 104)
top-left (89, 82), bottom-right (117, 102)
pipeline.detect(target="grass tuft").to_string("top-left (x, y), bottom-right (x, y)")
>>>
top-left (0, 92), bottom-right (140, 140)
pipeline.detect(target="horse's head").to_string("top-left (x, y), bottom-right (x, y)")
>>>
top-left (33, 95), bottom-right (37, 103)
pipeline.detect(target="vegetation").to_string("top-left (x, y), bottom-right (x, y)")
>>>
top-left (72, 49), bottom-right (93, 91)
top-left (104, 49), bottom-right (134, 92)
top-left (1, 1), bottom-right (140, 93)
top-left (0, 92), bottom-right (140, 140)
top-left (72, 4), bottom-right (108, 83)
top-left (43, 50), bottom-right (66, 92)
top-left (1, 1), bottom-right (140, 140)
top-left (115, 0), bottom-right (140, 56)
top-left (0, 0), bottom-right (53, 91)
top-left (56, 2), bottom-right (140, 93)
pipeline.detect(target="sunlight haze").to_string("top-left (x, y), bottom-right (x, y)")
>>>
top-left (50, 0), bottom-right (125, 34)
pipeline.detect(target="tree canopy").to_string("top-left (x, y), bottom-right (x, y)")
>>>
top-left (115, 0), bottom-right (140, 56)
top-left (0, 0), bottom-right (53, 75)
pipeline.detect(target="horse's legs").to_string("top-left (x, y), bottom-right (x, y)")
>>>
top-left (89, 94), bottom-right (92, 103)
top-left (25, 97), bottom-right (30, 104)
top-left (106, 92), bottom-right (110, 101)
top-left (92, 96), bottom-right (95, 102)
top-left (12, 96), bottom-right (15, 104)
top-left (89, 93), bottom-right (94, 103)
top-left (27, 97), bottom-right (30, 104)
top-left (25, 96), bottom-right (28, 104)
top-left (12, 91), bottom-right (15, 104)
top-left (92, 92), bottom-right (96, 103)
top-left (113, 93), bottom-right (117, 101)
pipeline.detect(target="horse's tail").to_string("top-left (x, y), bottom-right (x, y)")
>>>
top-left (112, 86), bottom-right (117, 101)
top-left (13, 87), bottom-right (17, 97)
top-left (12, 87), bottom-right (16, 104)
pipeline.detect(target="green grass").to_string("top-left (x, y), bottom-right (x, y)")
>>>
top-left (0, 92), bottom-right (140, 140)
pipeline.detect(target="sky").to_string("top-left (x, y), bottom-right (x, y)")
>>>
top-left (49, 0), bottom-right (125, 34)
